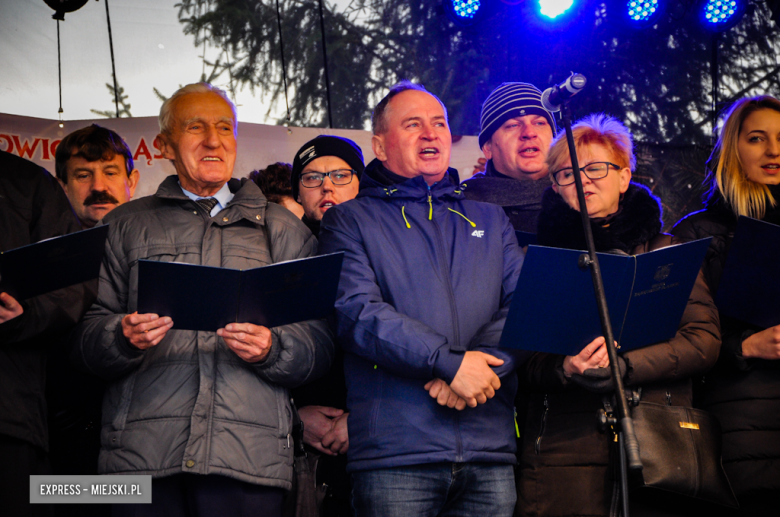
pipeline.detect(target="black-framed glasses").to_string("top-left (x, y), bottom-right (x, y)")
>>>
top-left (551, 162), bottom-right (621, 186)
top-left (300, 169), bottom-right (356, 188)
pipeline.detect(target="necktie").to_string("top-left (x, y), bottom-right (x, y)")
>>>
top-left (196, 197), bottom-right (218, 215)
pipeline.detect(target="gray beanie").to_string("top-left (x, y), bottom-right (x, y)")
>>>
top-left (478, 82), bottom-right (558, 148)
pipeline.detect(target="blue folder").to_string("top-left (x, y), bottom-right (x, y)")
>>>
top-left (715, 216), bottom-right (780, 328)
top-left (499, 238), bottom-right (712, 355)
top-left (137, 252), bottom-right (344, 331)
top-left (0, 225), bottom-right (108, 300)
top-left (515, 230), bottom-right (538, 247)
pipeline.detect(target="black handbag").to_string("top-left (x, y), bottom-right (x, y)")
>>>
top-left (627, 395), bottom-right (739, 508)
top-left (283, 400), bottom-right (327, 517)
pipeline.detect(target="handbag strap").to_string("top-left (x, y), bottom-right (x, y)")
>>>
top-left (290, 398), bottom-right (307, 458)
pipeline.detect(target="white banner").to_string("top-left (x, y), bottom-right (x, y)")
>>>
top-left (0, 113), bottom-right (480, 198)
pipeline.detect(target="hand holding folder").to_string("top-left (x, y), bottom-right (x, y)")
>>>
top-left (136, 252), bottom-right (344, 332)
top-left (0, 225), bottom-right (108, 301)
top-left (499, 238), bottom-right (711, 355)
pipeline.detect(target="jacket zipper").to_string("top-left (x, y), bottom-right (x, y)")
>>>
top-left (535, 394), bottom-right (549, 455)
top-left (428, 186), bottom-right (463, 460)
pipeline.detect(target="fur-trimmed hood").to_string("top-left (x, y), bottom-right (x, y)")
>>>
top-left (537, 182), bottom-right (663, 253)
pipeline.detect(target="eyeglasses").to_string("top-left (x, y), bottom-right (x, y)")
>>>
top-left (300, 169), bottom-right (356, 188)
top-left (551, 162), bottom-right (621, 186)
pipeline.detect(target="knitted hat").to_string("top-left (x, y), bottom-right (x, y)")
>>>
top-left (291, 135), bottom-right (365, 201)
top-left (478, 82), bottom-right (558, 148)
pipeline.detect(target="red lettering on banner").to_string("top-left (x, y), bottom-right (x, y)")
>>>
top-left (12, 136), bottom-right (42, 159)
top-left (41, 139), bottom-right (51, 160)
top-left (134, 138), bottom-right (153, 166)
top-left (12, 136), bottom-right (41, 159)
top-left (51, 140), bottom-right (61, 158)
top-left (0, 134), bottom-right (12, 153)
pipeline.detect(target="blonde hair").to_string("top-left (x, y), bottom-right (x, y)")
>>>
top-left (546, 113), bottom-right (635, 179)
top-left (706, 95), bottom-right (780, 218)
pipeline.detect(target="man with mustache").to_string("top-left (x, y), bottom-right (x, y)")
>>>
top-left (74, 83), bottom-right (333, 517)
top-left (460, 82), bottom-right (558, 233)
top-left (319, 81), bottom-right (528, 517)
top-left (55, 124), bottom-right (139, 229)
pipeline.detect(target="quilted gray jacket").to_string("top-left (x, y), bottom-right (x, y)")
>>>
top-left (74, 175), bottom-right (334, 490)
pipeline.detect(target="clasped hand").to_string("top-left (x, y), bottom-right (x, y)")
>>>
top-left (298, 406), bottom-right (349, 456)
top-left (424, 351), bottom-right (504, 410)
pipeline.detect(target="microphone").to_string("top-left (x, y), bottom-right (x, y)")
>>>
top-left (541, 73), bottom-right (587, 112)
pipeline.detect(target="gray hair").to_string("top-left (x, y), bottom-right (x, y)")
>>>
top-left (158, 83), bottom-right (237, 134)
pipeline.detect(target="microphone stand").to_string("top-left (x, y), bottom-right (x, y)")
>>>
top-left (558, 100), bottom-right (643, 517)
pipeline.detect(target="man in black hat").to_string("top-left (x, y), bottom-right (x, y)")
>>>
top-left (290, 135), bottom-right (364, 516)
top-left (290, 135), bottom-right (365, 237)
top-left (460, 82), bottom-right (558, 233)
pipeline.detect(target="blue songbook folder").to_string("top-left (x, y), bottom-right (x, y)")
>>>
top-left (0, 225), bottom-right (108, 301)
top-left (499, 238), bottom-right (711, 355)
top-left (515, 231), bottom-right (538, 247)
top-left (137, 252), bottom-right (344, 331)
top-left (715, 216), bottom-right (780, 328)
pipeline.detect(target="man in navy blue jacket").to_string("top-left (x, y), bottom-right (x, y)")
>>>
top-left (319, 82), bottom-right (529, 517)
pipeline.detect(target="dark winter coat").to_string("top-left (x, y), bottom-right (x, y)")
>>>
top-left (73, 175), bottom-right (334, 490)
top-left (460, 160), bottom-right (551, 233)
top-left (516, 183), bottom-right (721, 517)
top-left (318, 159), bottom-right (529, 473)
top-left (672, 188), bottom-right (780, 502)
top-left (0, 151), bottom-right (91, 452)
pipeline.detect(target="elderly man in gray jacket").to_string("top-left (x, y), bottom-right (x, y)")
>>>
top-left (74, 83), bottom-right (333, 517)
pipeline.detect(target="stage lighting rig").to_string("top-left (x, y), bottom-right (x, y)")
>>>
top-left (538, 0), bottom-right (576, 19)
top-left (444, 0), bottom-right (484, 26)
top-left (700, 0), bottom-right (746, 31)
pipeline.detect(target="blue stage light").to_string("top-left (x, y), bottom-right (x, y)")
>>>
top-left (702, 0), bottom-right (739, 24)
top-left (539, 0), bottom-right (575, 19)
top-left (627, 0), bottom-right (659, 21)
top-left (699, 0), bottom-right (746, 31)
top-left (443, 0), bottom-right (484, 26)
top-left (452, 0), bottom-right (481, 20)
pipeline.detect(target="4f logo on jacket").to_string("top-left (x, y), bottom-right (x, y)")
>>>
top-left (472, 230), bottom-right (484, 238)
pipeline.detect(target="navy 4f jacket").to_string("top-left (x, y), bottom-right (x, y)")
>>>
top-left (318, 160), bottom-right (529, 472)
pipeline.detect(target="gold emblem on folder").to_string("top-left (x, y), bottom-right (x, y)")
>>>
top-left (679, 422), bottom-right (700, 430)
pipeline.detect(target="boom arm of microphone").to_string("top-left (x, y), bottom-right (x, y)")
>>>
top-left (541, 73), bottom-right (587, 113)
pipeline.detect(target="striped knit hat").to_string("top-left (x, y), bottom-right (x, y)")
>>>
top-left (478, 82), bottom-right (558, 148)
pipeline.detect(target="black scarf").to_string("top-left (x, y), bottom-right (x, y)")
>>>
top-left (536, 182), bottom-right (663, 254)
top-left (704, 183), bottom-right (780, 228)
top-left (302, 214), bottom-right (321, 237)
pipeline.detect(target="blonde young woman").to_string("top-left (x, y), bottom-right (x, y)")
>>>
top-left (672, 95), bottom-right (780, 516)
top-left (516, 114), bottom-right (720, 517)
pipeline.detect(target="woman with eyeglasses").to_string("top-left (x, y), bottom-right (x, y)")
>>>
top-left (671, 96), bottom-right (780, 516)
top-left (515, 114), bottom-right (720, 517)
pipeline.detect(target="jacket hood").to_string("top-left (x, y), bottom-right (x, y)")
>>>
top-left (358, 158), bottom-right (464, 202)
top-left (537, 182), bottom-right (663, 253)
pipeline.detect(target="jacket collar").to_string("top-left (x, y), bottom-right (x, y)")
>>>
top-left (537, 182), bottom-right (663, 254)
top-left (358, 158), bottom-right (463, 202)
top-left (155, 175), bottom-right (268, 222)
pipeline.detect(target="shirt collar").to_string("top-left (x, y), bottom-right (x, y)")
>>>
top-left (179, 181), bottom-right (234, 215)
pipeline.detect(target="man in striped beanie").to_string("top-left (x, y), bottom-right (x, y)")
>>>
top-left (460, 82), bottom-right (557, 234)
